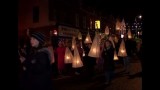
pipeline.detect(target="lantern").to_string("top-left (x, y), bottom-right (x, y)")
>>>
top-left (78, 32), bottom-right (82, 40)
top-left (71, 37), bottom-right (76, 50)
top-left (84, 32), bottom-right (92, 44)
top-left (127, 29), bottom-right (132, 39)
top-left (118, 39), bottom-right (127, 57)
top-left (64, 47), bottom-right (73, 63)
top-left (80, 41), bottom-right (83, 49)
top-left (72, 46), bottom-right (83, 68)
top-left (116, 20), bottom-right (121, 30)
top-left (114, 50), bottom-right (119, 61)
top-left (83, 50), bottom-right (85, 57)
top-left (88, 33), bottom-right (100, 58)
top-left (105, 26), bottom-right (109, 35)
top-left (109, 36), bottom-right (115, 48)
top-left (121, 19), bottom-right (126, 31)
top-left (53, 30), bottom-right (58, 36)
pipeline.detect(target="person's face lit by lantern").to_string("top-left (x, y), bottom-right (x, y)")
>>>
top-left (105, 41), bottom-right (111, 48)
top-left (30, 37), bottom-right (39, 48)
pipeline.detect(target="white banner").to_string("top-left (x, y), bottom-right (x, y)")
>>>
top-left (58, 25), bottom-right (79, 37)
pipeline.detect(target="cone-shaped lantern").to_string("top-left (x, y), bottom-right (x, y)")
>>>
top-left (116, 19), bottom-right (121, 30)
top-left (72, 45), bottom-right (83, 68)
top-left (127, 29), bottom-right (132, 39)
top-left (64, 47), bottom-right (73, 63)
top-left (118, 39), bottom-right (127, 57)
top-left (80, 41), bottom-right (83, 49)
top-left (114, 50), bottom-right (119, 61)
top-left (121, 19), bottom-right (126, 31)
top-left (84, 32), bottom-right (92, 44)
top-left (78, 32), bottom-right (82, 40)
top-left (109, 36), bottom-right (115, 48)
top-left (71, 37), bottom-right (76, 50)
top-left (88, 33), bottom-right (100, 58)
top-left (105, 26), bottom-right (109, 35)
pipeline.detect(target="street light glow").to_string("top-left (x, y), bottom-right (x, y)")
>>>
top-left (138, 15), bottom-right (142, 19)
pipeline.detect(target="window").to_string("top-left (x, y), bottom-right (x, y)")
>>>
top-left (33, 6), bottom-right (39, 23)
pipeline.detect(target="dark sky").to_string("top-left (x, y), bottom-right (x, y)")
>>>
top-left (82, 0), bottom-right (144, 22)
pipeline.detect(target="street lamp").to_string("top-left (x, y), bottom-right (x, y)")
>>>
top-left (135, 14), bottom-right (142, 38)
top-left (138, 15), bottom-right (142, 19)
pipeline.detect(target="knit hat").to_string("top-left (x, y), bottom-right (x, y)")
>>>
top-left (31, 32), bottom-right (45, 44)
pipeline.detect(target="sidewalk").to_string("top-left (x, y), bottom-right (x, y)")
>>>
top-left (52, 57), bottom-right (142, 90)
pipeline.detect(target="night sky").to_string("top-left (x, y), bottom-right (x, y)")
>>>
top-left (82, 0), bottom-right (144, 22)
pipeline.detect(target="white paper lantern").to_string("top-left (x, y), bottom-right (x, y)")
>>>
top-left (88, 33), bottom-right (100, 58)
top-left (84, 32), bottom-right (92, 44)
top-left (121, 19), bottom-right (126, 31)
top-left (105, 26), bottom-right (109, 35)
top-left (71, 37), bottom-right (76, 50)
top-left (114, 50), bottom-right (119, 61)
top-left (116, 20), bottom-right (121, 30)
top-left (127, 29), bottom-right (132, 39)
top-left (64, 47), bottom-right (73, 63)
top-left (72, 46), bottom-right (83, 68)
top-left (78, 32), bottom-right (82, 40)
top-left (118, 39), bottom-right (127, 57)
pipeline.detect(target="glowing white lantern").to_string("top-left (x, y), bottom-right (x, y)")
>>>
top-left (72, 46), bottom-right (83, 68)
top-left (64, 47), bottom-right (73, 63)
top-left (78, 32), bottom-right (82, 40)
top-left (88, 33), bottom-right (100, 58)
top-left (116, 20), bottom-right (121, 30)
top-left (118, 39), bottom-right (127, 57)
top-left (71, 37), bottom-right (76, 50)
top-left (121, 19), bottom-right (126, 31)
top-left (114, 50), bottom-right (119, 61)
top-left (121, 34), bottom-right (124, 38)
top-left (84, 32), bottom-right (92, 44)
top-left (128, 29), bottom-right (132, 39)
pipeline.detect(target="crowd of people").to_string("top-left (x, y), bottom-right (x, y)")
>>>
top-left (18, 31), bottom-right (143, 89)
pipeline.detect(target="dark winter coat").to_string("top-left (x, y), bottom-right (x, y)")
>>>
top-left (102, 46), bottom-right (115, 71)
top-left (23, 47), bottom-right (52, 90)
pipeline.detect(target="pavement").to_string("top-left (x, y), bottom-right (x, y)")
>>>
top-left (52, 56), bottom-right (142, 90)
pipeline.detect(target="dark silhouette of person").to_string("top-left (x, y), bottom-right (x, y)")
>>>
top-left (102, 40), bottom-right (115, 85)
top-left (21, 32), bottom-right (52, 90)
